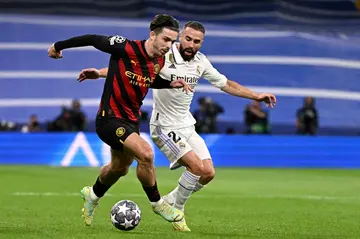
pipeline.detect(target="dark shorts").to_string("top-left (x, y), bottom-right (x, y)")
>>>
top-left (96, 117), bottom-right (139, 151)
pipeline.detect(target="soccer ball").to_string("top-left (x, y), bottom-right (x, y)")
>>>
top-left (110, 200), bottom-right (141, 231)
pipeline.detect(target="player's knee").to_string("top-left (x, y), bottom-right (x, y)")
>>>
top-left (139, 148), bottom-right (154, 166)
top-left (187, 160), bottom-right (204, 177)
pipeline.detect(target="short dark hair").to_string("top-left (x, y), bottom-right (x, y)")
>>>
top-left (150, 14), bottom-right (180, 34)
top-left (184, 21), bottom-right (205, 34)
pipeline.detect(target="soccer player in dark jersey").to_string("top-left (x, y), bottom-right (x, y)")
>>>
top-left (48, 14), bottom-right (191, 226)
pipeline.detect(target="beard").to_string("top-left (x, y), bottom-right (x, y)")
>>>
top-left (179, 45), bottom-right (196, 61)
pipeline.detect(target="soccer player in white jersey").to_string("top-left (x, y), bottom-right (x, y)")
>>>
top-left (77, 21), bottom-right (276, 231)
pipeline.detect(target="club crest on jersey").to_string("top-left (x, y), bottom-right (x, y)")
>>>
top-left (116, 127), bottom-right (126, 137)
top-left (169, 53), bottom-right (175, 64)
top-left (178, 142), bottom-right (186, 148)
top-left (109, 35), bottom-right (126, 45)
top-left (168, 53), bottom-right (176, 69)
top-left (154, 64), bottom-right (160, 74)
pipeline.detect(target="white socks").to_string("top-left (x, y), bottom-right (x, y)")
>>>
top-left (174, 170), bottom-right (201, 211)
top-left (150, 198), bottom-right (164, 207)
top-left (193, 182), bottom-right (204, 193)
top-left (90, 187), bottom-right (100, 202)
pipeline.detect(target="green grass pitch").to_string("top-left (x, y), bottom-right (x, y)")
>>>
top-left (1, 166), bottom-right (359, 239)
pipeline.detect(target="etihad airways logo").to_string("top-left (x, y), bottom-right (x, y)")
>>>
top-left (125, 71), bottom-right (154, 87)
top-left (170, 74), bottom-right (198, 84)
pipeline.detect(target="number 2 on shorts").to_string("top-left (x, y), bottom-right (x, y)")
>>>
top-left (168, 131), bottom-right (181, 143)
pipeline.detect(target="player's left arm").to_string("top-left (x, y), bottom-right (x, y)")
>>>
top-left (221, 80), bottom-right (258, 100)
top-left (98, 68), bottom-right (108, 78)
top-left (221, 80), bottom-right (275, 107)
top-left (202, 57), bottom-right (276, 108)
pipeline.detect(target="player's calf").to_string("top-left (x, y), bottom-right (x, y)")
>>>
top-left (136, 148), bottom-right (155, 187)
top-left (97, 163), bottom-right (129, 188)
top-left (193, 159), bottom-right (215, 194)
top-left (198, 159), bottom-right (215, 185)
top-left (200, 169), bottom-right (215, 183)
top-left (179, 151), bottom-right (204, 176)
top-left (124, 133), bottom-right (156, 187)
top-left (81, 148), bottom-right (134, 226)
top-left (123, 133), bottom-right (178, 223)
top-left (92, 150), bottom-right (133, 199)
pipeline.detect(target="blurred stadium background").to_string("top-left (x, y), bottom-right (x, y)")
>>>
top-left (1, 1), bottom-right (360, 238)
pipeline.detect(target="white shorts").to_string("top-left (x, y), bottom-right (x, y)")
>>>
top-left (150, 125), bottom-right (211, 170)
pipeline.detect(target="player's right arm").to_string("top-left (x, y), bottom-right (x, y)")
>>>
top-left (98, 68), bottom-right (108, 78)
top-left (48, 35), bottom-right (127, 58)
top-left (77, 67), bottom-right (108, 82)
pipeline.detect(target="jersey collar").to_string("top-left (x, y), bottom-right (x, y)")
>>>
top-left (171, 43), bottom-right (185, 64)
top-left (141, 40), bottom-right (152, 60)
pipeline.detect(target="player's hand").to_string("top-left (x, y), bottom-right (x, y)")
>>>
top-left (48, 44), bottom-right (63, 59)
top-left (256, 93), bottom-right (277, 108)
top-left (77, 68), bottom-right (101, 82)
top-left (170, 79), bottom-right (194, 94)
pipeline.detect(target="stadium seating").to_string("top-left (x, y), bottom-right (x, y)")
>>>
top-left (1, 11), bottom-right (360, 135)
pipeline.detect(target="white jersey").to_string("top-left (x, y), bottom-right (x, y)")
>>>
top-left (150, 43), bottom-right (227, 129)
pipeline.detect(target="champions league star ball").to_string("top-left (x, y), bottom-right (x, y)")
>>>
top-left (110, 200), bottom-right (141, 231)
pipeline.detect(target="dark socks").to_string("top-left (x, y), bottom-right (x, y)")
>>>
top-left (142, 181), bottom-right (161, 202)
top-left (92, 177), bottom-right (111, 198)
